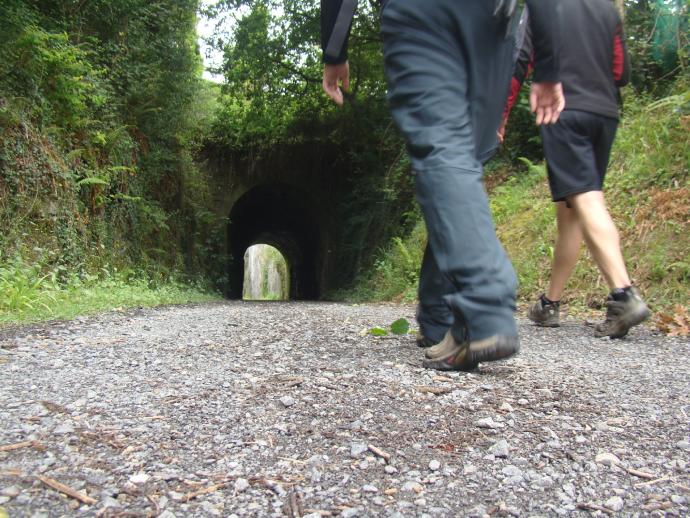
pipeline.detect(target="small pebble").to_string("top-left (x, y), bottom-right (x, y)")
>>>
top-left (350, 442), bottom-right (368, 458)
top-left (605, 496), bottom-right (624, 512)
top-left (54, 423), bottom-right (74, 434)
top-left (402, 481), bottom-right (424, 493)
top-left (280, 396), bottom-right (296, 407)
top-left (489, 439), bottom-right (510, 458)
top-left (595, 453), bottom-right (620, 466)
top-left (129, 473), bottom-right (150, 484)
top-left (476, 417), bottom-right (504, 429)
top-left (1, 486), bottom-right (20, 498)
top-left (234, 478), bottom-right (250, 492)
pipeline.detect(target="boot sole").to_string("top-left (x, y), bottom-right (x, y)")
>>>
top-left (422, 356), bottom-right (479, 372)
top-left (467, 335), bottom-right (520, 363)
top-left (531, 320), bottom-right (560, 328)
top-left (528, 312), bottom-right (560, 328)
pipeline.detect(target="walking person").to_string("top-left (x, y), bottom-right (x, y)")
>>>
top-left (502, 0), bottom-right (651, 337)
top-left (321, 0), bottom-right (565, 370)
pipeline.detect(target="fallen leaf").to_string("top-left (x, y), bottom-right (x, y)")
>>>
top-left (656, 305), bottom-right (690, 336)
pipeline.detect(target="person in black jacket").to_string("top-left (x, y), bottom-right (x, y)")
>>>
top-left (321, 0), bottom-right (565, 370)
top-left (503, 0), bottom-right (651, 337)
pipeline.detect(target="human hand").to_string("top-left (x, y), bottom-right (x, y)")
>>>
top-left (322, 62), bottom-right (350, 106)
top-left (497, 117), bottom-right (508, 143)
top-left (530, 82), bottom-right (565, 125)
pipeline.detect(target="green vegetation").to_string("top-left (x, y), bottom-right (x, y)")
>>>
top-left (0, 252), bottom-right (215, 325)
top-left (0, 0), bottom-right (222, 324)
top-left (1, 0), bottom-right (687, 330)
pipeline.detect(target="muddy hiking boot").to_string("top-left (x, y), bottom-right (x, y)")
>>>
top-left (417, 324), bottom-right (467, 350)
top-left (595, 286), bottom-right (651, 339)
top-left (422, 330), bottom-right (519, 371)
top-left (528, 294), bottom-right (561, 327)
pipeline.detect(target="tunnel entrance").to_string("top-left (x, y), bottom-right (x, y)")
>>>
top-left (228, 184), bottom-right (321, 300)
top-left (243, 244), bottom-right (289, 300)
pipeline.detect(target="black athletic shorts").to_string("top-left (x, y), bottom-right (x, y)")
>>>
top-left (540, 110), bottom-right (618, 202)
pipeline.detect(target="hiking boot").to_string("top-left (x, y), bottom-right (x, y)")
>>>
top-left (422, 331), bottom-right (477, 371)
top-left (425, 326), bottom-right (468, 359)
top-left (422, 331), bottom-right (519, 371)
top-left (425, 332), bottom-right (457, 359)
top-left (594, 286), bottom-right (651, 339)
top-left (528, 294), bottom-right (561, 327)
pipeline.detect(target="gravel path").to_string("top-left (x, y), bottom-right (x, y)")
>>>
top-left (1, 301), bottom-right (688, 517)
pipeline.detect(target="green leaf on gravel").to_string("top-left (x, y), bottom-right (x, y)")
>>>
top-left (390, 318), bottom-right (410, 335)
top-left (369, 327), bottom-right (388, 336)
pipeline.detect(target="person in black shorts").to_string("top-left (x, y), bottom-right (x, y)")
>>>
top-left (502, 0), bottom-right (651, 338)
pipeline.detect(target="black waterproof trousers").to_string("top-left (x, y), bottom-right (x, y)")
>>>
top-left (380, 0), bottom-right (519, 342)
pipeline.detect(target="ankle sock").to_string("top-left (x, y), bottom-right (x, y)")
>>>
top-left (611, 286), bottom-right (633, 301)
top-left (541, 294), bottom-right (560, 306)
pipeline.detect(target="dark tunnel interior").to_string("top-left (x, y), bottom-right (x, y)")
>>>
top-left (227, 184), bottom-right (321, 300)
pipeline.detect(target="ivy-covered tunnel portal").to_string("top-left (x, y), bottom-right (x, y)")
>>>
top-left (228, 184), bottom-right (321, 300)
top-left (201, 140), bottom-right (415, 300)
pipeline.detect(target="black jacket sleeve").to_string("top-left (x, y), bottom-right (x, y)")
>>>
top-left (321, 0), bottom-right (357, 64)
top-left (525, 0), bottom-right (560, 82)
top-left (514, 8), bottom-right (533, 85)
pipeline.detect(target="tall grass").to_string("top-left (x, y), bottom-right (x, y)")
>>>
top-left (0, 253), bottom-right (219, 326)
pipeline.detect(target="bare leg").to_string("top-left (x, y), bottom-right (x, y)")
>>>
top-left (567, 191), bottom-right (631, 289)
top-left (546, 201), bottom-right (583, 301)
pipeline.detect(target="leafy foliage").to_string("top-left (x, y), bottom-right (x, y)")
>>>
top-left (624, 0), bottom-right (689, 92)
top-left (0, 0), bottom-right (222, 313)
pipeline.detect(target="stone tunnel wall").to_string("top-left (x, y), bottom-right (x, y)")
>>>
top-left (199, 141), bottom-right (353, 299)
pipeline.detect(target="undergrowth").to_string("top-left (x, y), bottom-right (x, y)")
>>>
top-left (0, 252), bottom-right (218, 326)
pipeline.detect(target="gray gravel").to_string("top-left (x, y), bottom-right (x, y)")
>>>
top-left (1, 301), bottom-right (688, 517)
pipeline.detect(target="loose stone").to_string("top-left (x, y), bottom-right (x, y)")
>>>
top-left (234, 478), bottom-right (250, 492)
top-left (129, 473), bottom-right (150, 484)
top-left (280, 396), bottom-right (296, 407)
top-left (402, 481), bottom-right (424, 493)
top-left (489, 439), bottom-right (510, 458)
top-left (350, 442), bottom-right (368, 458)
top-left (595, 453), bottom-right (620, 466)
top-left (605, 496), bottom-right (624, 512)
top-left (1, 486), bottom-right (20, 498)
top-left (476, 417), bottom-right (504, 429)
